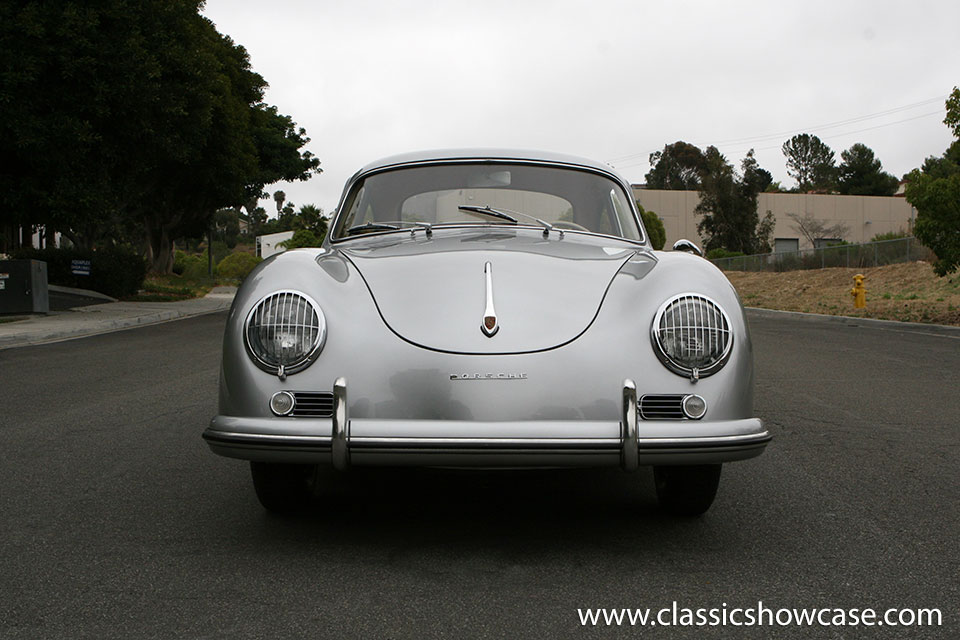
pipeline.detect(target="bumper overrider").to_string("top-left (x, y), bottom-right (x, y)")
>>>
top-left (203, 378), bottom-right (770, 469)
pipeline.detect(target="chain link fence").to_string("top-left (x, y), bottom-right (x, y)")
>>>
top-left (709, 237), bottom-right (934, 272)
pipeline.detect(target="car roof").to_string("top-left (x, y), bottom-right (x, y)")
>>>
top-left (351, 148), bottom-right (626, 182)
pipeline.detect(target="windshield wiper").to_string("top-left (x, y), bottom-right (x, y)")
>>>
top-left (346, 220), bottom-right (434, 238)
top-left (458, 205), bottom-right (560, 238)
top-left (457, 205), bottom-right (518, 224)
top-left (346, 222), bottom-right (400, 235)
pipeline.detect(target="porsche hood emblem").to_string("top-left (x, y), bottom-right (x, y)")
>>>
top-left (481, 262), bottom-right (499, 337)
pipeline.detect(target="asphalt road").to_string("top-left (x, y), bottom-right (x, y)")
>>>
top-left (1, 312), bottom-right (957, 639)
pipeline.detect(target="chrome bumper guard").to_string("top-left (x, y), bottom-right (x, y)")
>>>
top-left (203, 378), bottom-right (771, 469)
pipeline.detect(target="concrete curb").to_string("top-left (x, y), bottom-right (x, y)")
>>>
top-left (745, 307), bottom-right (960, 337)
top-left (0, 308), bottom-right (212, 349)
top-left (0, 287), bottom-right (236, 350)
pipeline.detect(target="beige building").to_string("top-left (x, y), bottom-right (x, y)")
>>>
top-left (633, 188), bottom-right (916, 252)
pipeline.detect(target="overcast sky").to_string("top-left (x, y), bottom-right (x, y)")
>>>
top-left (202, 0), bottom-right (959, 217)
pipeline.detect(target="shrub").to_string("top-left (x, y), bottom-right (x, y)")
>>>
top-left (636, 203), bottom-right (666, 250)
top-left (217, 252), bottom-right (261, 281)
top-left (706, 248), bottom-right (746, 260)
top-left (172, 250), bottom-right (189, 275)
top-left (207, 240), bottom-right (231, 265)
top-left (10, 245), bottom-right (146, 298)
top-left (181, 252), bottom-right (214, 279)
top-left (277, 229), bottom-right (321, 249)
top-left (870, 230), bottom-right (910, 242)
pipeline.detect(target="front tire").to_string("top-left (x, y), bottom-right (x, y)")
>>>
top-left (250, 462), bottom-right (316, 514)
top-left (653, 464), bottom-right (722, 516)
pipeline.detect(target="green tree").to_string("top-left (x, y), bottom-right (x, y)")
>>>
top-left (836, 143), bottom-right (899, 196)
top-left (296, 204), bottom-right (328, 240)
top-left (917, 139), bottom-right (960, 180)
top-left (636, 203), bottom-right (666, 249)
top-left (741, 150), bottom-right (773, 194)
top-left (695, 148), bottom-right (773, 253)
top-left (244, 192), bottom-right (266, 218)
top-left (782, 133), bottom-right (837, 192)
top-left (645, 141), bottom-right (706, 190)
top-left (908, 172), bottom-right (960, 275)
top-left (140, 24), bottom-right (320, 273)
top-left (0, 2), bottom-right (320, 271)
top-left (277, 228), bottom-right (321, 249)
top-left (906, 89), bottom-right (960, 276)
top-left (276, 201), bottom-right (297, 230)
top-left (944, 86), bottom-right (960, 138)
top-left (0, 1), bottom-right (204, 249)
top-left (213, 208), bottom-right (241, 248)
top-left (247, 207), bottom-right (268, 236)
top-left (240, 191), bottom-right (266, 235)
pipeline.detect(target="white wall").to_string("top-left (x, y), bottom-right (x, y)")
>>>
top-left (256, 231), bottom-right (295, 258)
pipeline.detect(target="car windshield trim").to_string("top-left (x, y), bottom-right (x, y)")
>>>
top-left (330, 222), bottom-right (647, 247)
top-left (329, 159), bottom-right (647, 245)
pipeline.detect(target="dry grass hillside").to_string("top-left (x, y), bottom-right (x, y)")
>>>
top-left (723, 262), bottom-right (960, 327)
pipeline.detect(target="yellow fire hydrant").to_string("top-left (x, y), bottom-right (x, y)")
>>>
top-left (851, 274), bottom-right (867, 309)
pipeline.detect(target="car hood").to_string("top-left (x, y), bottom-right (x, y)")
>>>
top-left (337, 229), bottom-right (645, 354)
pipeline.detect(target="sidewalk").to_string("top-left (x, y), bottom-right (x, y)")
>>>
top-left (0, 286), bottom-right (236, 350)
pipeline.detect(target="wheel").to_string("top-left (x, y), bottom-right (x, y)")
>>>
top-left (653, 464), bottom-right (722, 516)
top-left (250, 462), bottom-right (316, 514)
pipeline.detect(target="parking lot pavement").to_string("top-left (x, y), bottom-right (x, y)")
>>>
top-left (0, 286), bottom-right (236, 350)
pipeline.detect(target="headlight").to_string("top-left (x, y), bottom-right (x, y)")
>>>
top-left (244, 290), bottom-right (326, 378)
top-left (651, 293), bottom-right (732, 380)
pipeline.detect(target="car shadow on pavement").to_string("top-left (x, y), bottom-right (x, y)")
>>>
top-left (231, 466), bottom-right (738, 556)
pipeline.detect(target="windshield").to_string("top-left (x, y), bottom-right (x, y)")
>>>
top-left (332, 162), bottom-right (643, 242)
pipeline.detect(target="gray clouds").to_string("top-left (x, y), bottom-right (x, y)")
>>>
top-left (202, 0), bottom-right (960, 213)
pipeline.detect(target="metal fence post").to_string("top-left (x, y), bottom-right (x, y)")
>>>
top-left (906, 237), bottom-right (910, 261)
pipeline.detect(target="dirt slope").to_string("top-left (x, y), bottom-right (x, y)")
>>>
top-left (723, 261), bottom-right (960, 326)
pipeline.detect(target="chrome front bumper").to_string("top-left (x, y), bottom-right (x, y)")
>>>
top-left (203, 378), bottom-right (771, 469)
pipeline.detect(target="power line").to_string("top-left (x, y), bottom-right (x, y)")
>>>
top-left (607, 94), bottom-right (949, 168)
top-left (717, 110), bottom-right (944, 159)
top-left (610, 107), bottom-right (945, 170)
top-left (701, 95), bottom-right (947, 147)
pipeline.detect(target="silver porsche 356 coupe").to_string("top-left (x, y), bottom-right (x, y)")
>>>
top-left (204, 149), bottom-right (770, 515)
